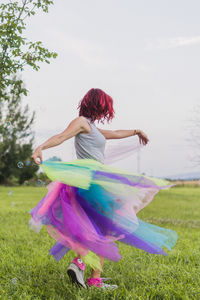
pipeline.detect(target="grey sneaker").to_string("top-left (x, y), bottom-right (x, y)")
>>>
top-left (67, 257), bottom-right (87, 289)
top-left (101, 283), bottom-right (118, 290)
top-left (87, 277), bottom-right (118, 290)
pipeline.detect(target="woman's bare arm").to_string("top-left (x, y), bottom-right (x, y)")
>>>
top-left (97, 128), bottom-right (138, 139)
top-left (31, 116), bottom-right (91, 164)
top-left (98, 128), bottom-right (149, 145)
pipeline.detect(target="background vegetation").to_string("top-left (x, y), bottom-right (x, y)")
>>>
top-left (0, 0), bottom-right (57, 185)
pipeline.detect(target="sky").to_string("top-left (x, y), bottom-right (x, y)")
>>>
top-left (21, 0), bottom-right (200, 177)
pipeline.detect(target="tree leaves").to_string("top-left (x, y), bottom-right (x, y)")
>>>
top-left (0, 1), bottom-right (57, 183)
top-left (0, 0), bottom-right (57, 102)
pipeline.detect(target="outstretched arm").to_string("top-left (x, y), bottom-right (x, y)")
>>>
top-left (32, 116), bottom-right (91, 164)
top-left (97, 128), bottom-right (149, 145)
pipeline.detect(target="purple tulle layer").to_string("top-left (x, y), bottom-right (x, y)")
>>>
top-left (30, 181), bottom-right (177, 266)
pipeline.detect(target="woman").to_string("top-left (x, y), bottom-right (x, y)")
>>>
top-left (30, 88), bottom-right (177, 290)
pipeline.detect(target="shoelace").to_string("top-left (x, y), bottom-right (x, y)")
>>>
top-left (101, 277), bottom-right (112, 281)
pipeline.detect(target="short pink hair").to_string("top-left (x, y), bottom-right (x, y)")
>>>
top-left (78, 88), bottom-right (114, 123)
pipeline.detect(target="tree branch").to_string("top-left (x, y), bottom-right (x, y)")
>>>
top-left (0, 1), bottom-right (27, 87)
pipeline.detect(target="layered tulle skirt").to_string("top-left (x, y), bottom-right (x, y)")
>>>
top-left (29, 159), bottom-right (178, 270)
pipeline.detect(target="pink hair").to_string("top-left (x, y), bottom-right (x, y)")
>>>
top-left (78, 88), bottom-right (114, 123)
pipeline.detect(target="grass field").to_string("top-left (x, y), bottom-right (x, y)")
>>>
top-left (0, 186), bottom-right (200, 299)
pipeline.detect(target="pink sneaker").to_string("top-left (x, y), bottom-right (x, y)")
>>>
top-left (87, 277), bottom-right (118, 290)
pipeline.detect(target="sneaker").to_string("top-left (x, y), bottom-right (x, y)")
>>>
top-left (87, 277), bottom-right (118, 290)
top-left (67, 257), bottom-right (87, 289)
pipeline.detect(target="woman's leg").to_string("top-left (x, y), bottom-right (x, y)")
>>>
top-left (76, 253), bottom-right (104, 277)
top-left (91, 256), bottom-right (104, 278)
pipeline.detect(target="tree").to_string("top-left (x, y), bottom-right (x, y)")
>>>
top-left (0, 0), bottom-right (57, 102)
top-left (0, 1), bottom-right (58, 184)
top-left (0, 78), bottom-right (38, 184)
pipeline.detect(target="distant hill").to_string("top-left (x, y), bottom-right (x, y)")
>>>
top-left (162, 171), bottom-right (200, 181)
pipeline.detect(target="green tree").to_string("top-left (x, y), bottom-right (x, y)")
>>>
top-left (0, 1), bottom-right (58, 184)
top-left (0, 79), bottom-right (38, 184)
top-left (0, 0), bottom-right (57, 102)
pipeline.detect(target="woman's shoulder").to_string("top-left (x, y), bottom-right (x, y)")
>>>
top-left (72, 116), bottom-right (86, 122)
top-left (69, 116), bottom-right (89, 126)
top-left (70, 116), bottom-right (92, 134)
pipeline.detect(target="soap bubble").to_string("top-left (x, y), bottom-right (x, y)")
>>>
top-left (11, 202), bottom-right (15, 207)
top-left (8, 190), bottom-right (13, 196)
top-left (5, 120), bottom-right (12, 129)
top-left (11, 277), bottom-right (18, 284)
top-left (24, 133), bottom-right (30, 137)
top-left (25, 160), bottom-right (31, 166)
top-left (17, 161), bottom-right (24, 168)
top-left (36, 179), bottom-right (42, 186)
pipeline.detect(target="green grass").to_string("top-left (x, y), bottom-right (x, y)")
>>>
top-left (0, 186), bottom-right (199, 299)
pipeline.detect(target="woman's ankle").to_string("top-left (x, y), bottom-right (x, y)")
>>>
top-left (91, 271), bottom-right (101, 278)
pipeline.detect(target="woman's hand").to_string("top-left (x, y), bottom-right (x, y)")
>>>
top-left (31, 147), bottom-right (43, 165)
top-left (136, 130), bottom-right (149, 145)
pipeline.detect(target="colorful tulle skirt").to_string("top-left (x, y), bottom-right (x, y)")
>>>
top-left (29, 159), bottom-right (178, 270)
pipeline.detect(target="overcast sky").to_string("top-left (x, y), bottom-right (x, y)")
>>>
top-left (21, 0), bottom-right (200, 177)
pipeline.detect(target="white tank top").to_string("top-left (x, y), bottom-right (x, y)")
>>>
top-left (74, 118), bottom-right (106, 164)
